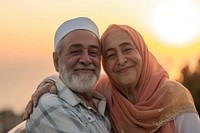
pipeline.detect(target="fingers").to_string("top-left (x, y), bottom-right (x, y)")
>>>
top-left (32, 93), bottom-right (40, 107)
top-left (23, 100), bottom-right (33, 120)
top-left (49, 85), bottom-right (57, 94)
top-left (32, 84), bottom-right (49, 107)
top-left (27, 100), bottom-right (34, 114)
top-left (23, 112), bottom-right (29, 120)
top-left (32, 82), bottom-right (57, 107)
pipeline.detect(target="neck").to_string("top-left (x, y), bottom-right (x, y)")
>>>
top-left (125, 89), bottom-right (136, 104)
top-left (75, 91), bottom-right (97, 110)
top-left (117, 85), bottom-right (137, 104)
top-left (76, 91), bottom-right (93, 100)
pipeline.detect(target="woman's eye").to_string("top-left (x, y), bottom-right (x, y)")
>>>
top-left (123, 47), bottom-right (132, 53)
top-left (106, 53), bottom-right (115, 59)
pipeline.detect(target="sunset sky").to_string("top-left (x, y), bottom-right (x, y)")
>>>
top-left (0, 0), bottom-right (200, 115)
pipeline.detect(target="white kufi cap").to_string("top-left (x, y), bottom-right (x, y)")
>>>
top-left (54, 17), bottom-right (100, 49)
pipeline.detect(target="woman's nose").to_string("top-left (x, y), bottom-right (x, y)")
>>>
top-left (117, 53), bottom-right (127, 65)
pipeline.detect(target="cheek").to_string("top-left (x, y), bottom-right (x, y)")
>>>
top-left (105, 60), bottom-right (115, 73)
top-left (93, 57), bottom-right (101, 68)
top-left (60, 56), bottom-right (77, 69)
top-left (58, 60), bottom-right (68, 71)
top-left (131, 52), bottom-right (142, 66)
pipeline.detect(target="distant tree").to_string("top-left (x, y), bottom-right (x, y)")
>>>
top-left (0, 110), bottom-right (23, 133)
top-left (180, 59), bottom-right (200, 115)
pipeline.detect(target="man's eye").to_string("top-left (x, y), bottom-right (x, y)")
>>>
top-left (89, 50), bottom-right (100, 57)
top-left (70, 50), bottom-right (81, 55)
top-left (90, 52), bottom-right (98, 56)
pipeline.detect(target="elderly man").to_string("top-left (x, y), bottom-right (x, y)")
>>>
top-left (24, 17), bottom-right (111, 133)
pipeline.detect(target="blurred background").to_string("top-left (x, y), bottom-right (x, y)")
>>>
top-left (0, 0), bottom-right (200, 132)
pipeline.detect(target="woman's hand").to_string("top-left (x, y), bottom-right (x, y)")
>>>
top-left (23, 80), bottom-right (57, 120)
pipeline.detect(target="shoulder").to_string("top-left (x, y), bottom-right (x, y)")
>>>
top-left (26, 93), bottom-right (72, 131)
top-left (161, 79), bottom-right (197, 111)
top-left (161, 79), bottom-right (195, 103)
top-left (163, 79), bottom-right (184, 88)
top-left (162, 79), bottom-right (191, 94)
top-left (38, 93), bottom-right (62, 108)
top-left (29, 93), bottom-right (64, 121)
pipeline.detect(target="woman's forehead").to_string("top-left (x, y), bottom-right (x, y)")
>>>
top-left (104, 30), bottom-right (135, 47)
top-left (108, 29), bottom-right (134, 41)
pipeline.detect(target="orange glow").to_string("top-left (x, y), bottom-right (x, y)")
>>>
top-left (0, 0), bottom-right (200, 114)
top-left (151, 0), bottom-right (200, 45)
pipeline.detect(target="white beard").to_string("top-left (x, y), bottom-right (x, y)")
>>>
top-left (59, 64), bottom-right (98, 93)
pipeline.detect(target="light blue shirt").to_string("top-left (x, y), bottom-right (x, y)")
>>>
top-left (26, 78), bottom-right (112, 133)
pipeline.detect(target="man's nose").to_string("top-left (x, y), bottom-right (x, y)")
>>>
top-left (79, 51), bottom-right (92, 65)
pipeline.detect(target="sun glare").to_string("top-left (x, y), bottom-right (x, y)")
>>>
top-left (152, 0), bottom-right (200, 47)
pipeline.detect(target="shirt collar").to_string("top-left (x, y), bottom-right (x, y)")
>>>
top-left (56, 77), bottom-right (81, 106)
top-left (55, 77), bottom-right (107, 115)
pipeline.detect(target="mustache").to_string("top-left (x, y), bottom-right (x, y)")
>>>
top-left (74, 65), bottom-right (96, 70)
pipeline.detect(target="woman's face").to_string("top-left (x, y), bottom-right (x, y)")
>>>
top-left (103, 30), bottom-right (142, 88)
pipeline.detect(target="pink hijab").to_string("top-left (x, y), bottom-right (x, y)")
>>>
top-left (98, 24), bottom-right (196, 133)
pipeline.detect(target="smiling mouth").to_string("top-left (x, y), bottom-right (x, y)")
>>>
top-left (117, 66), bottom-right (134, 73)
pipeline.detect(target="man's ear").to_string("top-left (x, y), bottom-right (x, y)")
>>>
top-left (53, 52), bottom-right (59, 72)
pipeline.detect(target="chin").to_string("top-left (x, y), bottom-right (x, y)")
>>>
top-left (63, 73), bottom-right (98, 93)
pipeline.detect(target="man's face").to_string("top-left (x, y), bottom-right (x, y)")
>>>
top-left (54, 30), bottom-right (101, 93)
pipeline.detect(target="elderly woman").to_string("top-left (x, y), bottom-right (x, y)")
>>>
top-left (23, 24), bottom-right (200, 133)
top-left (97, 24), bottom-right (200, 132)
